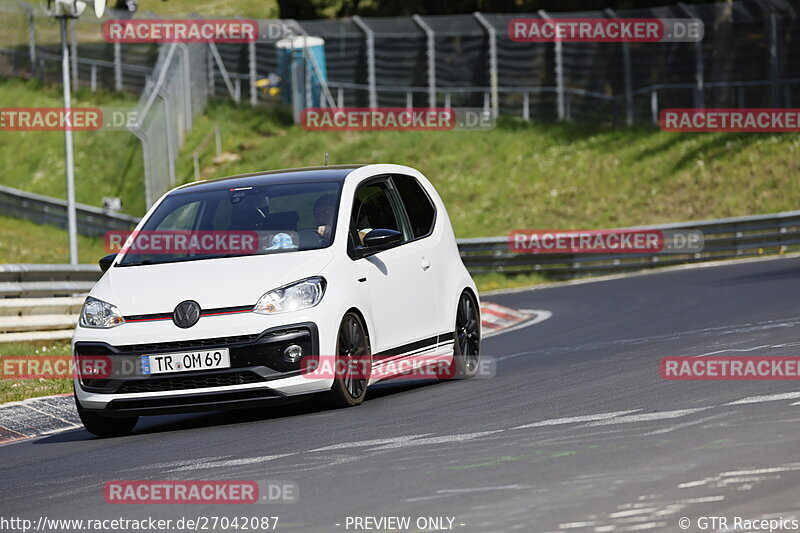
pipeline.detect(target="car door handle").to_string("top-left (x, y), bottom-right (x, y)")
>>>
top-left (421, 256), bottom-right (431, 271)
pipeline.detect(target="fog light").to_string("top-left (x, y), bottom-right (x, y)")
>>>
top-left (283, 344), bottom-right (303, 363)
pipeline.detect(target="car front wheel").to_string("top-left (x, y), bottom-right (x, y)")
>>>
top-left (75, 391), bottom-right (138, 438)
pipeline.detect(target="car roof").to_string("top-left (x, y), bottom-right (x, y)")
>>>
top-left (171, 165), bottom-right (364, 195)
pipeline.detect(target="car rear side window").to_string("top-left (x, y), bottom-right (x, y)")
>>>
top-left (394, 175), bottom-right (436, 239)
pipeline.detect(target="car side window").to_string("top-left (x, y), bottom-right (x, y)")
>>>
top-left (393, 175), bottom-right (436, 239)
top-left (350, 181), bottom-right (408, 247)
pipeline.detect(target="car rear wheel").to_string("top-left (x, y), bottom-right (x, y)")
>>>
top-left (327, 312), bottom-right (371, 408)
top-left (440, 290), bottom-right (481, 380)
top-left (74, 391), bottom-right (138, 438)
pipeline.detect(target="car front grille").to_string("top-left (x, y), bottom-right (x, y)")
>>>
top-left (116, 371), bottom-right (265, 393)
top-left (116, 334), bottom-right (262, 355)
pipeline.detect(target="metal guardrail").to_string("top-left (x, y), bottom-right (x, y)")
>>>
top-left (458, 210), bottom-right (800, 279)
top-left (2, 209), bottom-right (800, 297)
top-left (0, 264), bottom-right (100, 298)
top-left (0, 184), bottom-right (140, 238)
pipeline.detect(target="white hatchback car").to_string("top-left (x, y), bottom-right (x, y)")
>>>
top-left (73, 164), bottom-right (481, 437)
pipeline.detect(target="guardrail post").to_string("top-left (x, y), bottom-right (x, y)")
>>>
top-left (650, 89), bottom-right (658, 125)
top-left (207, 50), bottom-right (215, 96)
top-left (678, 3), bottom-right (705, 109)
top-left (248, 40), bottom-right (257, 107)
top-left (523, 92), bottom-right (530, 121)
top-left (207, 41), bottom-right (237, 102)
top-left (114, 42), bottom-right (122, 91)
top-left (735, 230), bottom-right (743, 255)
top-left (538, 10), bottom-right (565, 121)
top-left (474, 12), bottom-right (499, 119)
top-left (20, 1), bottom-right (37, 76)
top-left (753, 0), bottom-right (781, 106)
top-left (303, 34), bottom-right (312, 109)
top-left (290, 61), bottom-right (301, 123)
top-left (193, 153), bottom-right (200, 181)
top-left (70, 18), bottom-right (78, 90)
top-left (114, 43), bottom-right (122, 91)
top-left (159, 88), bottom-right (177, 187)
top-left (353, 16), bottom-right (377, 108)
top-left (767, 8), bottom-right (781, 107)
top-left (412, 15), bottom-right (437, 108)
top-left (293, 23), bottom-right (337, 109)
top-left (605, 9), bottom-right (633, 125)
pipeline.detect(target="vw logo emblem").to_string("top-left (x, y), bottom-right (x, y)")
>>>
top-left (173, 300), bottom-right (201, 329)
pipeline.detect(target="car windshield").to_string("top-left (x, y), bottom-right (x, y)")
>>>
top-left (117, 181), bottom-right (342, 266)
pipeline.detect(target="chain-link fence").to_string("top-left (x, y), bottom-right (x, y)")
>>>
top-left (1, 0), bottom-right (798, 206)
top-left (129, 42), bottom-right (209, 206)
top-left (0, 1), bottom-right (161, 92)
top-left (3, 0), bottom-right (797, 124)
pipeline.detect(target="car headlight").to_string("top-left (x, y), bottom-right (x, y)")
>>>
top-left (79, 296), bottom-right (125, 328)
top-left (254, 277), bottom-right (326, 315)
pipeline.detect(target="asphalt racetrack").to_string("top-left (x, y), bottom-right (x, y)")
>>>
top-left (4, 256), bottom-right (800, 532)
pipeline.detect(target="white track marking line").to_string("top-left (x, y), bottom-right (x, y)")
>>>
top-left (559, 521), bottom-right (598, 529)
top-left (641, 414), bottom-right (724, 436)
top-left (164, 453), bottom-right (296, 472)
top-left (581, 408), bottom-right (709, 427)
top-left (308, 434), bottom-right (431, 452)
top-left (726, 392), bottom-right (800, 405)
top-left (406, 485), bottom-right (530, 503)
top-left (720, 464), bottom-right (800, 476)
top-left (123, 456), bottom-right (233, 472)
top-left (367, 431), bottom-right (503, 450)
top-left (512, 410), bottom-right (641, 430)
top-left (608, 508), bottom-right (659, 518)
top-left (435, 484), bottom-right (531, 494)
top-left (484, 309), bottom-right (552, 340)
top-left (691, 343), bottom-right (799, 357)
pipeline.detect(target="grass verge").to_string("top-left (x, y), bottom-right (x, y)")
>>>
top-left (0, 341), bottom-right (73, 404)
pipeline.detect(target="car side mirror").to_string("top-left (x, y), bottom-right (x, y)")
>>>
top-left (99, 253), bottom-right (117, 273)
top-left (356, 229), bottom-right (403, 258)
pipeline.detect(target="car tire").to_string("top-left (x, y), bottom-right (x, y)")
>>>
top-left (439, 290), bottom-right (481, 380)
top-left (326, 312), bottom-right (371, 408)
top-left (74, 391), bottom-right (138, 438)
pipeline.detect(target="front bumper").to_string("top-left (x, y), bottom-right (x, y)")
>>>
top-left (74, 322), bottom-right (335, 415)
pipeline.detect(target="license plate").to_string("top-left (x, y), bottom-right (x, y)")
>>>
top-left (140, 348), bottom-right (230, 375)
